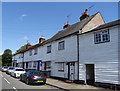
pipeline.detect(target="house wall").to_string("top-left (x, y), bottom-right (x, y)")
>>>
top-left (24, 35), bottom-right (77, 62)
top-left (16, 54), bottom-right (23, 63)
top-left (118, 25), bottom-right (120, 84)
top-left (23, 35), bottom-right (78, 79)
top-left (79, 26), bottom-right (119, 84)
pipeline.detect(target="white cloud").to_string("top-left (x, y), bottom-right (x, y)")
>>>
top-left (19, 13), bottom-right (28, 21)
top-left (21, 14), bottom-right (27, 17)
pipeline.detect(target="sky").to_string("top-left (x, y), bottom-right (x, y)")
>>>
top-left (1, 2), bottom-right (119, 54)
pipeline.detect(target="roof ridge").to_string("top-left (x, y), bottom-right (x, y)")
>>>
top-left (13, 12), bottom-right (100, 55)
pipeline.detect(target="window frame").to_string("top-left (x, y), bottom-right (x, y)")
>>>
top-left (58, 41), bottom-right (65, 50)
top-left (46, 61), bottom-right (51, 69)
top-left (94, 29), bottom-right (110, 44)
top-left (58, 62), bottom-right (64, 72)
top-left (29, 50), bottom-right (32, 56)
top-left (33, 62), bottom-right (37, 68)
top-left (34, 48), bottom-right (38, 55)
top-left (47, 45), bottom-right (52, 53)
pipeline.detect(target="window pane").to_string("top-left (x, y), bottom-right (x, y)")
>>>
top-left (95, 32), bottom-right (101, 43)
top-left (58, 41), bottom-right (65, 50)
top-left (34, 48), bottom-right (38, 55)
top-left (58, 63), bottom-right (64, 71)
top-left (94, 30), bottom-right (110, 44)
top-left (102, 30), bottom-right (110, 42)
top-left (47, 45), bottom-right (51, 53)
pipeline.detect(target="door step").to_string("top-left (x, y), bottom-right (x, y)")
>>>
top-left (65, 80), bottom-right (73, 83)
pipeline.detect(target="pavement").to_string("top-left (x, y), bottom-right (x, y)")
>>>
top-left (46, 78), bottom-right (115, 91)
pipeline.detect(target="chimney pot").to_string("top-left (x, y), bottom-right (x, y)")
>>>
top-left (39, 37), bottom-right (46, 43)
top-left (26, 43), bottom-right (31, 49)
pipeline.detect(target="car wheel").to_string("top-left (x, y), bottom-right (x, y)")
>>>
top-left (26, 78), bottom-right (30, 85)
top-left (14, 73), bottom-right (16, 78)
top-left (20, 76), bottom-right (22, 81)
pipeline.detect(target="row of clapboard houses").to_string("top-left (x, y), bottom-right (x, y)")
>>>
top-left (12, 12), bottom-right (120, 89)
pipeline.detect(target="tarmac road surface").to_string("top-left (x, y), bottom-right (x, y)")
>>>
top-left (0, 71), bottom-right (63, 91)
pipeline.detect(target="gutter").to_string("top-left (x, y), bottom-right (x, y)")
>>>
top-left (77, 34), bottom-right (80, 80)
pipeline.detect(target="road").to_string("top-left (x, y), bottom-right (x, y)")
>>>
top-left (0, 71), bottom-right (64, 91)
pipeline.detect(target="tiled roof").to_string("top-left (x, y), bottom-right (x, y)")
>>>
top-left (43, 13), bottom-right (97, 44)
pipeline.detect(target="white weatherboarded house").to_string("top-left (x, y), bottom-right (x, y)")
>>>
top-left (78, 19), bottom-right (120, 88)
top-left (12, 12), bottom-right (105, 81)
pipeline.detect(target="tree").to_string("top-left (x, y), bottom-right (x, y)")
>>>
top-left (2, 49), bottom-right (12, 66)
top-left (16, 43), bottom-right (31, 53)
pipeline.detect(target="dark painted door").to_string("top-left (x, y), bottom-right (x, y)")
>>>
top-left (86, 64), bottom-right (95, 85)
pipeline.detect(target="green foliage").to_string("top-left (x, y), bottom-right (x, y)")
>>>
top-left (16, 43), bottom-right (31, 53)
top-left (2, 49), bottom-right (12, 66)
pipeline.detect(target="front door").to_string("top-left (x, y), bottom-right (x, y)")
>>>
top-left (68, 62), bottom-right (75, 80)
top-left (22, 62), bottom-right (24, 69)
top-left (86, 64), bottom-right (95, 85)
top-left (26, 62), bottom-right (28, 69)
top-left (44, 62), bottom-right (46, 70)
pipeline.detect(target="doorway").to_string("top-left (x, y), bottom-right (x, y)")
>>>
top-left (44, 62), bottom-right (46, 70)
top-left (68, 62), bottom-right (75, 80)
top-left (26, 62), bottom-right (28, 69)
top-left (86, 64), bottom-right (95, 85)
top-left (22, 62), bottom-right (24, 69)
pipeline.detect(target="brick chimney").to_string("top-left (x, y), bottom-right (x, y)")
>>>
top-left (63, 21), bottom-right (70, 29)
top-left (26, 43), bottom-right (31, 49)
top-left (39, 37), bottom-right (46, 43)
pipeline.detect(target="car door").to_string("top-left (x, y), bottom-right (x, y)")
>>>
top-left (22, 73), bottom-right (27, 81)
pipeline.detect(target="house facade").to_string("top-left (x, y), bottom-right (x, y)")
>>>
top-left (78, 19), bottom-right (120, 87)
top-left (12, 12), bottom-right (120, 88)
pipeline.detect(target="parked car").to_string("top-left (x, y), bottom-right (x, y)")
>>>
top-left (20, 70), bottom-right (46, 85)
top-left (6, 67), bottom-right (14, 75)
top-left (11, 67), bottom-right (25, 78)
top-left (2, 66), bottom-right (8, 72)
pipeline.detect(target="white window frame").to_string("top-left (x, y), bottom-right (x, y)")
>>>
top-left (46, 61), bottom-right (51, 69)
top-left (58, 41), bottom-right (65, 50)
top-left (47, 45), bottom-right (51, 53)
top-left (58, 62), bottom-right (64, 72)
top-left (34, 48), bottom-right (38, 55)
top-left (33, 62), bottom-right (37, 68)
top-left (28, 62), bottom-right (32, 68)
top-left (94, 29), bottom-right (110, 44)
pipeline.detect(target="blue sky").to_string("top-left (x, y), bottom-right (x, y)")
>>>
top-left (2, 2), bottom-right (119, 54)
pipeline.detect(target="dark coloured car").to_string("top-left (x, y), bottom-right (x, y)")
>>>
top-left (20, 70), bottom-right (47, 85)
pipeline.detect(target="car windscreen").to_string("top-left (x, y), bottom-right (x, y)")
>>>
top-left (15, 69), bottom-right (24, 71)
top-left (9, 68), bottom-right (14, 70)
top-left (30, 71), bottom-right (42, 75)
top-left (4, 67), bottom-right (8, 69)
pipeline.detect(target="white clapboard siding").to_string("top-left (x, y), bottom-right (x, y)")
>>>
top-left (79, 26), bottom-right (119, 84)
top-left (23, 35), bottom-right (78, 79)
top-left (79, 64), bottom-right (86, 80)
